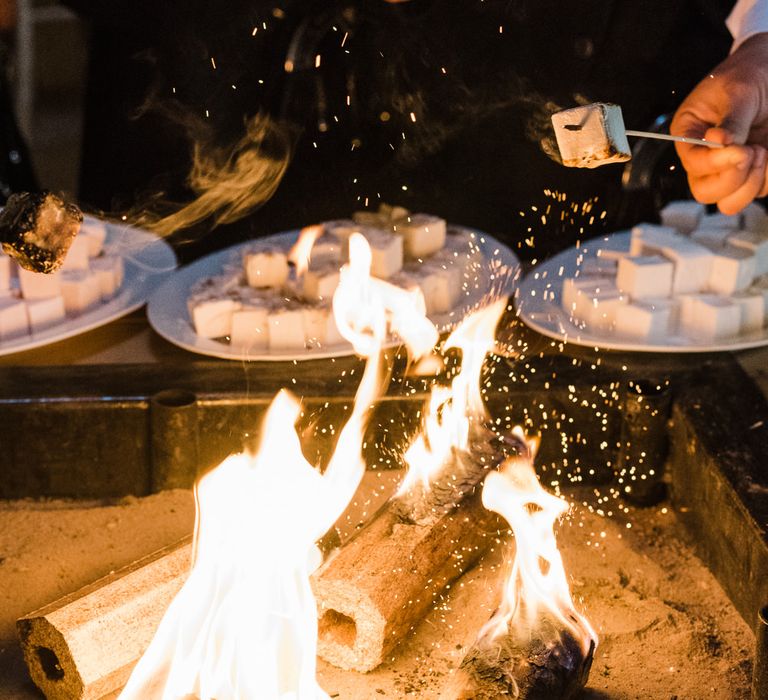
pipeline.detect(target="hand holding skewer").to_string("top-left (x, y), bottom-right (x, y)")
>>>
top-left (671, 32), bottom-right (768, 215)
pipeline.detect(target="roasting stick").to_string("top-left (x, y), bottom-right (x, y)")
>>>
top-left (625, 130), bottom-right (725, 149)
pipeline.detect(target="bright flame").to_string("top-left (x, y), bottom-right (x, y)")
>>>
top-left (478, 435), bottom-right (597, 653)
top-left (398, 298), bottom-right (507, 492)
top-left (119, 235), bottom-right (427, 700)
top-left (288, 224), bottom-right (323, 277)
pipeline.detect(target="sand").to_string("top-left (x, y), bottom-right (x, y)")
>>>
top-left (0, 474), bottom-right (755, 699)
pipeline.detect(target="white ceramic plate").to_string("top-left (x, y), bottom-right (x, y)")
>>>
top-left (516, 229), bottom-right (768, 353)
top-left (147, 226), bottom-right (520, 361)
top-left (0, 216), bottom-right (177, 357)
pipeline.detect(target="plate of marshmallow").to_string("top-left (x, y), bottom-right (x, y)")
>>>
top-left (147, 206), bottom-right (520, 361)
top-left (516, 199), bottom-right (768, 353)
top-left (0, 214), bottom-right (176, 357)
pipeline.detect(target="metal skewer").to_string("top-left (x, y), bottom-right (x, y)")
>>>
top-left (625, 130), bottom-right (724, 149)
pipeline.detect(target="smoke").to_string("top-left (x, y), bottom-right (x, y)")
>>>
top-left (143, 112), bottom-right (292, 238)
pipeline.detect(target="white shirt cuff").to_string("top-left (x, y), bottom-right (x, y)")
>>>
top-left (727, 0), bottom-right (768, 51)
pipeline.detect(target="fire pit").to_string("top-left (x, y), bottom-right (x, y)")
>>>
top-left (1, 273), bottom-right (768, 697)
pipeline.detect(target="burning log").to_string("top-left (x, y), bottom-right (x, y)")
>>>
top-left (445, 615), bottom-right (595, 700)
top-left (444, 455), bottom-right (598, 700)
top-left (312, 426), bottom-right (520, 673)
top-left (16, 538), bottom-right (191, 700)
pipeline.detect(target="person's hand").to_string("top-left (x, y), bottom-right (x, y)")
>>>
top-left (671, 32), bottom-right (768, 214)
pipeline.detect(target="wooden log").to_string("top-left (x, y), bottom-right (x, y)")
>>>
top-left (443, 614), bottom-right (595, 700)
top-left (16, 537), bottom-right (191, 700)
top-left (313, 489), bottom-right (502, 672)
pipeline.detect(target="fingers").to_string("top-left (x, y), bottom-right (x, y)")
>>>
top-left (674, 127), bottom-right (749, 178)
top-left (716, 147), bottom-right (767, 214)
top-left (686, 144), bottom-right (756, 205)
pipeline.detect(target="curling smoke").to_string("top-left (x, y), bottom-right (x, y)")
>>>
top-left (148, 112), bottom-right (291, 237)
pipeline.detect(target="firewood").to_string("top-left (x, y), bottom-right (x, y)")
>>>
top-left (16, 537), bottom-right (191, 700)
top-left (312, 426), bottom-right (521, 672)
top-left (444, 613), bottom-right (595, 700)
top-left (313, 490), bottom-right (502, 673)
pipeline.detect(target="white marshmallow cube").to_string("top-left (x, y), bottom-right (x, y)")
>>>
top-left (410, 258), bottom-right (461, 315)
top-left (267, 307), bottom-right (306, 351)
top-left (660, 240), bottom-right (713, 294)
top-left (19, 268), bottom-right (61, 299)
top-left (302, 262), bottom-right (340, 303)
top-left (26, 296), bottom-right (66, 332)
top-left (700, 212), bottom-right (740, 231)
top-left (363, 228), bottom-right (403, 279)
top-left (731, 290), bottom-right (765, 333)
top-left (230, 304), bottom-right (269, 350)
top-left (679, 294), bottom-right (741, 340)
top-left (706, 246), bottom-right (756, 295)
top-left (190, 297), bottom-right (240, 338)
top-left (727, 229), bottom-right (768, 276)
top-left (659, 200), bottom-right (705, 234)
top-left (61, 235), bottom-right (91, 271)
top-left (551, 103), bottom-right (631, 168)
top-left (691, 227), bottom-right (731, 249)
top-left (629, 223), bottom-right (681, 256)
top-left (0, 254), bottom-right (10, 291)
top-left (562, 276), bottom-right (614, 314)
top-left (573, 283), bottom-right (627, 331)
top-left (742, 202), bottom-right (768, 232)
top-left (394, 214), bottom-right (447, 259)
top-left (80, 219), bottom-right (107, 257)
top-left (614, 300), bottom-right (673, 340)
top-left (616, 255), bottom-right (674, 299)
top-left (90, 255), bottom-right (124, 300)
top-left (580, 257), bottom-right (617, 276)
top-left (0, 297), bottom-right (28, 339)
top-left (244, 248), bottom-right (289, 289)
top-left (303, 304), bottom-right (345, 348)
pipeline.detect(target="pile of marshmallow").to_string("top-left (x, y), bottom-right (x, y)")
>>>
top-left (188, 206), bottom-right (481, 352)
top-left (0, 219), bottom-right (124, 341)
top-left (562, 200), bottom-right (768, 342)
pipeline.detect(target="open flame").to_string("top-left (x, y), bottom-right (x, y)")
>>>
top-left (398, 298), bottom-right (507, 493)
top-left (288, 224), bottom-right (323, 278)
top-left (478, 433), bottom-right (597, 654)
top-left (119, 234), bottom-right (432, 700)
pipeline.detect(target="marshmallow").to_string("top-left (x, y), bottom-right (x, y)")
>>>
top-left (572, 282), bottom-right (627, 332)
top-left (408, 257), bottom-right (461, 315)
top-left (0, 297), bottom-right (28, 339)
top-left (580, 257), bottom-right (617, 276)
top-left (629, 223), bottom-right (681, 256)
top-left (731, 290), bottom-right (765, 333)
top-left (659, 200), bottom-right (705, 234)
top-left (190, 297), bottom-right (240, 338)
top-left (18, 268), bottom-right (62, 299)
top-left (0, 254), bottom-right (10, 291)
top-left (742, 202), bottom-right (768, 232)
top-left (679, 294), bottom-right (741, 340)
top-left (616, 255), bottom-right (674, 299)
top-left (614, 300), bottom-right (673, 341)
top-left (561, 276), bottom-right (614, 314)
top-left (60, 234), bottom-right (91, 272)
top-left (230, 304), bottom-right (270, 350)
top-left (362, 228), bottom-right (403, 279)
top-left (267, 306), bottom-right (306, 351)
top-left (551, 103), bottom-right (631, 168)
top-left (659, 240), bottom-right (713, 294)
top-left (727, 229), bottom-right (768, 276)
top-left (394, 214), bottom-right (447, 259)
top-left (302, 261), bottom-right (340, 303)
top-left (244, 247), bottom-right (289, 289)
top-left (303, 303), bottom-right (344, 349)
top-left (705, 246), bottom-right (756, 295)
top-left (690, 227), bottom-right (731, 248)
top-left (80, 219), bottom-right (107, 257)
top-left (90, 255), bottom-right (124, 300)
top-left (700, 212), bottom-right (740, 231)
top-left (26, 296), bottom-right (66, 333)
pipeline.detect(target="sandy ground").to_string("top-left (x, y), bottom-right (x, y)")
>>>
top-left (0, 473), bottom-right (755, 700)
